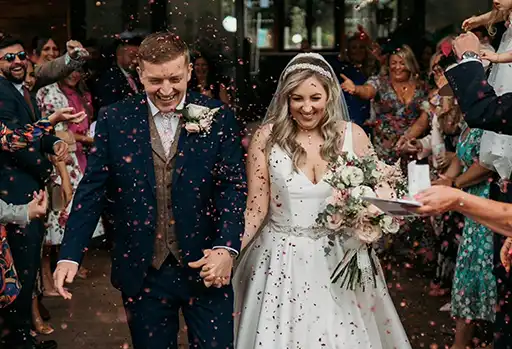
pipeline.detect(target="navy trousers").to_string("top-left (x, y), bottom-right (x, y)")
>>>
top-left (122, 257), bottom-right (234, 349)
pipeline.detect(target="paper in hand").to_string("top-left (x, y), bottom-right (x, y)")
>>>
top-left (361, 161), bottom-right (429, 216)
top-left (407, 161), bottom-right (431, 197)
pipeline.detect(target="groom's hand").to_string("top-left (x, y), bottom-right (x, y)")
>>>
top-left (53, 261), bottom-right (78, 299)
top-left (189, 249), bottom-right (234, 288)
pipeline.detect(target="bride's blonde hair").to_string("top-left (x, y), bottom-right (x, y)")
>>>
top-left (263, 55), bottom-right (346, 171)
top-left (488, 8), bottom-right (510, 36)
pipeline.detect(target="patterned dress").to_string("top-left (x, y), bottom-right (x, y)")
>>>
top-left (366, 75), bottom-right (428, 165)
top-left (451, 127), bottom-right (497, 322)
top-left (37, 82), bottom-right (104, 245)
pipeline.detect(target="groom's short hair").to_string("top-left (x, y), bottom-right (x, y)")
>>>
top-left (138, 31), bottom-right (190, 66)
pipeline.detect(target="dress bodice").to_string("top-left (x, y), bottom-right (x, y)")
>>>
top-left (266, 123), bottom-right (353, 230)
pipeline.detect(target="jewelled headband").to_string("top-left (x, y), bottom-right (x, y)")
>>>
top-left (282, 63), bottom-right (333, 81)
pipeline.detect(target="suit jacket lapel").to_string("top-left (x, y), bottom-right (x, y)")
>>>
top-left (132, 97), bottom-right (157, 198)
top-left (0, 78), bottom-right (34, 120)
top-left (147, 110), bottom-right (167, 162)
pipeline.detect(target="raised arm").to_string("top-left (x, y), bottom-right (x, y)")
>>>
top-left (0, 118), bottom-right (53, 151)
top-left (241, 125), bottom-right (271, 250)
top-left (446, 60), bottom-right (512, 134)
top-left (415, 186), bottom-right (512, 236)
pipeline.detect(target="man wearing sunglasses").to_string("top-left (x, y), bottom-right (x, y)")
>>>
top-left (0, 36), bottom-right (67, 349)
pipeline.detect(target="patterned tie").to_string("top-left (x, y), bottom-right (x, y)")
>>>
top-left (160, 113), bottom-right (175, 158)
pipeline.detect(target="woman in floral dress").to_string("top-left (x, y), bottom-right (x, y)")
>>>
top-left (435, 125), bottom-right (496, 348)
top-left (341, 44), bottom-right (429, 166)
top-left (36, 71), bottom-right (104, 294)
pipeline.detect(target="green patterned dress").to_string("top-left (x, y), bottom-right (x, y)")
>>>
top-left (451, 127), bottom-right (496, 322)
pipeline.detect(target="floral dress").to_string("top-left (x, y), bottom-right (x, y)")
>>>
top-left (37, 83), bottom-right (104, 245)
top-left (452, 127), bottom-right (496, 322)
top-left (367, 75), bottom-right (428, 165)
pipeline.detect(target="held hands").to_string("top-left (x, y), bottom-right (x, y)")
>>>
top-left (189, 248), bottom-right (235, 288)
top-left (27, 190), bottom-right (48, 220)
top-left (340, 74), bottom-right (356, 94)
top-left (49, 107), bottom-right (87, 125)
top-left (53, 261), bottom-right (78, 300)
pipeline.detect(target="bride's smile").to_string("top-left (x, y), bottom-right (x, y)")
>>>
top-left (289, 76), bottom-right (327, 130)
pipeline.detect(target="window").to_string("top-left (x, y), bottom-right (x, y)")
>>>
top-left (312, 0), bottom-right (335, 49)
top-left (283, 0), bottom-right (336, 50)
top-left (245, 0), bottom-right (276, 49)
top-left (284, 0), bottom-right (307, 50)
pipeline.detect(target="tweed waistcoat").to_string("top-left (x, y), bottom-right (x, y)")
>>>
top-left (148, 112), bottom-right (183, 269)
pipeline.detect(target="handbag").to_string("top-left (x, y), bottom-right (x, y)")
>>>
top-left (48, 183), bottom-right (65, 211)
top-left (0, 225), bottom-right (21, 308)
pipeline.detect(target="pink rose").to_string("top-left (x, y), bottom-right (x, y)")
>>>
top-left (355, 222), bottom-right (383, 243)
top-left (185, 123), bottom-right (201, 133)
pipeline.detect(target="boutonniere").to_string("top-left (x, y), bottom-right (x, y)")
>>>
top-left (182, 103), bottom-right (220, 135)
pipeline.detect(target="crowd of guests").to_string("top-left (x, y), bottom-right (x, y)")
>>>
top-left (0, 31), bottom-right (235, 349)
top-left (2, 2), bottom-right (512, 349)
top-left (322, 5), bottom-right (512, 348)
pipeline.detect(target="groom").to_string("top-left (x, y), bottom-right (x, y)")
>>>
top-left (53, 31), bottom-right (247, 349)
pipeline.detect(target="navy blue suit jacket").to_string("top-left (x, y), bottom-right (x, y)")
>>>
top-left (59, 92), bottom-right (247, 297)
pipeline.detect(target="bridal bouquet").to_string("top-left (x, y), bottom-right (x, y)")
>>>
top-left (316, 152), bottom-right (406, 290)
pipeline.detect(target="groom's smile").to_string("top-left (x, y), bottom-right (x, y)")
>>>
top-left (137, 52), bottom-right (192, 113)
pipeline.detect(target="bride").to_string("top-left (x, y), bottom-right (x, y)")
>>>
top-left (232, 53), bottom-right (411, 348)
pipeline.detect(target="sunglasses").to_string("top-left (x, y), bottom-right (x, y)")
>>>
top-left (1, 51), bottom-right (27, 62)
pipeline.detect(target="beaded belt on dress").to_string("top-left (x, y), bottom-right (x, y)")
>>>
top-left (267, 222), bottom-right (331, 240)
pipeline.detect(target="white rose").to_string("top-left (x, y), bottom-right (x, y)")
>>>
top-left (350, 185), bottom-right (375, 200)
top-left (380, 216), bottom-right (400, 234)
top-left (341, 166), bottom-right (364, 186)
top-left (186, 104), bottom-right (210, 120)
top-left (371, 169), bottom-right (382, 181)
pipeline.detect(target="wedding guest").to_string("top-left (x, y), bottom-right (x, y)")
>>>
top-left (31, 36), bottom-right (88, 91)
top-left (340, 44), bottom-right (428, 166)
top-left (188, 53), bottom-right (231, 105)
top-left (37, 70), bottom-right (104, 292)
top-left (426, 31), bottom-right (512, 349)
top-left (92, 37), bottom-right (142, 109)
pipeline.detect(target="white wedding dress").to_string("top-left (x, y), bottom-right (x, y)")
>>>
top-left (233, 123), bottom-right (411, 349)
top-left (488, 16), bottom-right (512, 95)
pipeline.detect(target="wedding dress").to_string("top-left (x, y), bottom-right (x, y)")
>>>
top-left (233, 123), bottom-right (411, 348)
top-left (488, 15), bottom-right (512, 95)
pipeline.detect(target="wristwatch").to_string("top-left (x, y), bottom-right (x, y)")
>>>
top-left (461, 51), bottom-right (482, 62)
